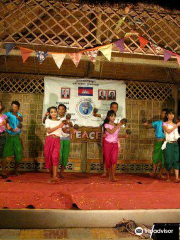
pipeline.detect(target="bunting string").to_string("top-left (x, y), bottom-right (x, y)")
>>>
top-left (1, 29), bottom-right (179, 68)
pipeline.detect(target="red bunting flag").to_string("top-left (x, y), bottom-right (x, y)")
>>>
top-left (69, 52), bottom-right (82, 67)
top-left (20, 47), bottom-right (33, 63)
top-left (138, 36), bottom-right (148, 49)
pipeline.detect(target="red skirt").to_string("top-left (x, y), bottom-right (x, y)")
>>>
top-left (44, 136), bottom-right (60, 169)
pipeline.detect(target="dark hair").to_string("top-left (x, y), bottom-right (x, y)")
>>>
top-left (164, 109), bottom-right (175, 122)
top-left (162, 108), bottom-right (168, 113)
top-left (47, 106), bottom-right (57, 119)
top-left (102, 110), bottom-right (116, 132)
top-left (58, 104), bottom-right (67, 111)
top-left (110, 102), bottom-right (118, 108)
top-left (11, 101), bottom-right (20, 108)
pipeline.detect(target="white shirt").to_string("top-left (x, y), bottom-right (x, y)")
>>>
top-left (162, 122), bottom-right (179, 150)
top-left (163, 123), bottom-right (179, 142)
top-left (45, 119), bottom-right (62, 137)
top-left (58, 115), bottom-right (70, 138)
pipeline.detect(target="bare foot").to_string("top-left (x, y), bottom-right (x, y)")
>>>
top-left (158, 174), bottom-right (166, 179)
top-left (167, 179), bottom-right (171, 182)
top-left (47, 177), bottom-right (60, 183)
top-left (111, 178), bottom-right (117, 182)
top-left (175, 178), bottom-right (180, 183)
top-left (101, 173), bottom-right (108, 178)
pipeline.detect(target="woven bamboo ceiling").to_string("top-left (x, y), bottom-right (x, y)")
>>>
top-left (0, 0), bottom-right (180, 55)
top-left (0, 0), bottom-right (180, 84)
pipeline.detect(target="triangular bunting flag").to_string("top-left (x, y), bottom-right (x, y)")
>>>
top-left (118, 16), bottom-right (126, 27)
top-left (99, 44), bottom-right (112, 61)
top-left (150, 43), bottom-right (162, 54)
top-left (69, 52), bottom-right (82, 67)
top-left (84, 49), bottom-right (98, 63)
top-left (176, 55), bottom-right (180, 67)
top-left (114, 39), bottom-right (124, 53)
top-left (36, 51), bottom-right (48, 64)
top-left (20, 47), bottom-right (33, 63)
top-left (5, 43), bottom-right (14, 56)
top-left (124, 32), bottom-right (132, 38)
top-left (164, 50), bottom-right (173, 62)
top-left (139, 36), bottom-right (148, 49)
top-left (52, 53), bottom-right (66, 69)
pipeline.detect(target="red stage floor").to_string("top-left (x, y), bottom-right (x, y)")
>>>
top-left (0, 172), bottom-right (180, 210)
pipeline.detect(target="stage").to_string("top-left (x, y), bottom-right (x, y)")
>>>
top-left (0, 172), bottom-right (180, 210)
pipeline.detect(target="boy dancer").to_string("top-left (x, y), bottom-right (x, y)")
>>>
top-left (143, 108), bottom-right (168, 179)
top-left (3, 101), bottom-right (23, 175)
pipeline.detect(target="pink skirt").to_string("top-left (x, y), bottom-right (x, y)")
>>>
top-left (44, 136), bottom-right (60, 169)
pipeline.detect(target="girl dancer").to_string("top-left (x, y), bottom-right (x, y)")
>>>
top-left (0, 101), bottom-right (7, 177)
top-left (162, 109), bottom-right (180, 183)
top-left (44, 106), bottom-right (64, 183)
top-left (93, 102), bottom-right (121, 178)
top-left (103, 110), bottom-right (127, 182)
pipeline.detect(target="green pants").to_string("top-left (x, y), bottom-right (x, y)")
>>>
top-left (163, 143), bottom-right (179, 171)
top-left (3, 134), bottom-right (23, 163)
top-left (153, 141), bottom-right (164, 168)
top-left (60, 140), bottom-right (70, 167)
top-left (0, 135), bottom-right (6, 158)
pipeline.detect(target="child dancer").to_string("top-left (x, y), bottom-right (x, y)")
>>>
top-left (162, 109), bottom-right (180, 183)
top-left (0, 101), bottom-right (7, 176)
top-left (43, 104), bottom-right (72, 179)
top-left (103, 110), bottom-right (127, 182)
top-left (44, 106), bottom-right (64, 183)
top-left (93, 102), bottom-right (121, 178)
top-left (143, 109), bottom-right (168, 179)
top-left (60, 113), bottom-right (73, 178)
top-left (3, 101), bottom-right (23, 175)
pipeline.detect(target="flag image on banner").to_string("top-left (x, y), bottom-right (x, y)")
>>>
top-left (78, 87), bottom-right (93, 96)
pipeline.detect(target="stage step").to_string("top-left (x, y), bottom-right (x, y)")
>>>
top-left (0, 209), bottom-right (179, 229)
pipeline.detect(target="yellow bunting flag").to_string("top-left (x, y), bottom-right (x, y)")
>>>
top-left (52, 53), bottom-right (66, 69)
top-left (99, 44), bottom-right (112, 61)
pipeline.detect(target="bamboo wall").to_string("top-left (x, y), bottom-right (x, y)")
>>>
top-left (0, 74), bottom-right (175, 173)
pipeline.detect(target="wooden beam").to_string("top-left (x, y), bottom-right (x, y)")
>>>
top-left (0, 49), bottom-right (180, 69)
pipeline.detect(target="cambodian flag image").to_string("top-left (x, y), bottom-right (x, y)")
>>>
top-left (78, 87), bottom-right (93, 96)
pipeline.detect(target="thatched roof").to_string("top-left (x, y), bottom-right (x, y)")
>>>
top-left (0, 0), bottom-right (180, 83)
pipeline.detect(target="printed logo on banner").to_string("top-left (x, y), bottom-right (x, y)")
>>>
top-left (78, 87), bottom-right (93, 96)
top-left (76, 98), bottom-right (95, 118)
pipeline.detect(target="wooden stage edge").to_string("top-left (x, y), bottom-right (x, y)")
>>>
top-left (0, 209), bottom-right (180, 229)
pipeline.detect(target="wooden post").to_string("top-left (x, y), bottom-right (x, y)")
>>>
top-left (173, 84), bottom-right (178, 119)
top-left (81, 142), bottom-right (87, 172)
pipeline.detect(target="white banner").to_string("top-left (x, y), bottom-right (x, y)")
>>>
top-left (43, 77), bottom-right (126, 127)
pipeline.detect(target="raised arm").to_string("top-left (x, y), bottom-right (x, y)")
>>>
top-left (43, 112), bottom-right (49, 124)
top-left (46, 122), bottom-right (64, 134)
top-left (163, 123), bottom-right (180, 134)
top-left (105, 123), bottom-right (121, 134)
top-left (143, 122), bottom-right (153, 129)
top-left (12, 112), bottom-right (23, 122)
